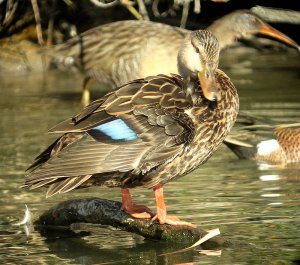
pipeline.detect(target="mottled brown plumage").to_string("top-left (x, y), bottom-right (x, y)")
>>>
top-left (50, 10), bottom-right (299, 104)
top-left (26, 71), bottom-right (238, 190)
top-left (224, 114), bottom-right (300, 164)
top-left (26, 30), bottom-right (239, 226)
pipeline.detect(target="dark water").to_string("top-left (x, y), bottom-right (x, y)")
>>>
top-left (1, 48), bottom-right (300, 265)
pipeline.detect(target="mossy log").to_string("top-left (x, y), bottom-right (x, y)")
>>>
top-left (35, 198), bottom-right (246, 247)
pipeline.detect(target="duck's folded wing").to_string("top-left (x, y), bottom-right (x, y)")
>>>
top-left (25, 108), bottom-right (194, 185)
top-left (48, 75), bottom-right (191, 133)
top-left (25, 75), bottom-right (195, 192)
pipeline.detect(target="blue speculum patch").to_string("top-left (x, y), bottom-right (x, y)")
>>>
top-left (93, 118), bottom-right (138, 141)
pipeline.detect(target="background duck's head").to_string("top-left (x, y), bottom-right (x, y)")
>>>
top-left (178, 29), bottom-right (221, 102)
top-left (230, 11), bottom-right (285, 39)
top-left (214, 10), bottom-right (299, 49)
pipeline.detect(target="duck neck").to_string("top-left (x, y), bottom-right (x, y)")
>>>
top-left (207, 18), bottom-right (239, 50)
top-left (183, 76), bottom-right (199, 105)
top-left (177, 36), bottom-right (202, 105)
top-left (177, 35), bottom-right (201, 80)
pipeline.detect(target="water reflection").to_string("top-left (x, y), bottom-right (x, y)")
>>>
top-left (0, 49), bottom-right (300, 264)
top-left (39, 229), bottom-right (198, 265)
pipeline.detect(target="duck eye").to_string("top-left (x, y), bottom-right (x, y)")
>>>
top-left (194, 47), bottom-right (200, 53)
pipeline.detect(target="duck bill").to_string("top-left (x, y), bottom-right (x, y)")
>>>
top-left (198, 70), bottom-right (221, 102)
top-left (259, 24), bottom-right (300, 50)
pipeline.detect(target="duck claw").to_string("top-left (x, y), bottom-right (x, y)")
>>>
top-left (151, 214), bottom-right (197, 228)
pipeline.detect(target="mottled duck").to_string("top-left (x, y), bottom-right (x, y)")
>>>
top-left (25, 30), bottom-right (239, 226)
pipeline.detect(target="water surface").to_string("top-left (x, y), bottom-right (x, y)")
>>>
top-left (1, 48), bottom-right (300, 264)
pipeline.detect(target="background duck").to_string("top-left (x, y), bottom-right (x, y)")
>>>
top-left (50, 10), bottom-right (299, 105)
top-left (224, 113), bottom-right (300, 164)
top-left (24, 30), bottom-right (239, 226)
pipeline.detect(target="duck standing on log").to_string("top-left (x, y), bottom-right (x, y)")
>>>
top-left (25, 30), bottom-right (239, 227)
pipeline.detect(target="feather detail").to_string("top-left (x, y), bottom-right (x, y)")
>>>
top-left (25, 47), bottom-right (239, 193)
top-left (46, 175), bottom-right (92, 197)
top-left (92, 118), bottom-right (138, 141)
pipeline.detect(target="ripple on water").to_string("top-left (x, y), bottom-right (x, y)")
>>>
top-left (1, 52), bottom-right (300, 264)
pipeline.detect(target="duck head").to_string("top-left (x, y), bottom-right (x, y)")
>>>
top-left (207, 10), bottom-right (299, 51)
top-left (178, 30), bottom-right (221, 102)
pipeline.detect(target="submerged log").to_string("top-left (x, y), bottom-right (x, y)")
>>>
top-left (35, 198), bottom-right (246, 247)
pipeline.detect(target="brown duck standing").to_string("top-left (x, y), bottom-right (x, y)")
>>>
top-left (25, 30), bottom-right (239, 226)
top-left (51, 10), bottom-right (299, 105)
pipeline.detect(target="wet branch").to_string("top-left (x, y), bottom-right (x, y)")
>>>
top-left (34, 198), bottom-right (243, 247)
top-left (89, 0), bottom-right (119, 8)
top-left (251, 6), bottom-right (300, 25)
top-left (30, 0), bottom-right (44, 46)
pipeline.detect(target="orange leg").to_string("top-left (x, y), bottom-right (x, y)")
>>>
top-left (121, 188), bottom-right (153, 219)
top-left (151, 185), bottom-right (197, 228)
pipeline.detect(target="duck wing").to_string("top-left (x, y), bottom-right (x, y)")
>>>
top-left (25, 75), bottom-right (195, 189)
